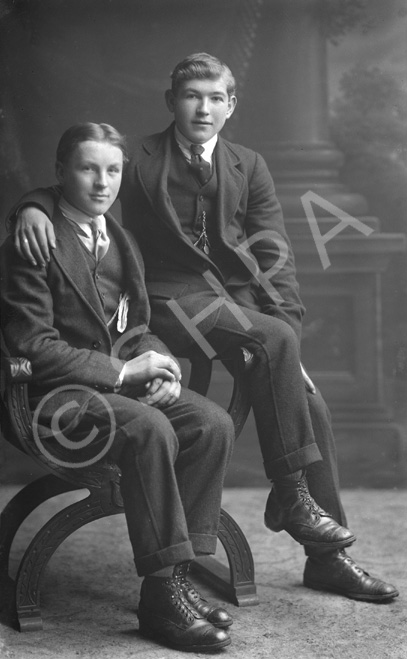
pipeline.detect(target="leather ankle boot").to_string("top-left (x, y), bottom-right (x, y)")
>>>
top-left (265, 475), bottom-right (356, 548)
top-left (304, 549), bottom-right (399, 602)
top-left (173, 562), bottom-right (233, 629)
top-left (137, 575), bottom-right (231, 652)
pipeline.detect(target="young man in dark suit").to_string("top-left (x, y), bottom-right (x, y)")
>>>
top-left (1, 122), bottom-right (237, 653)
top-left (10, 54), bottom-right (398, 602)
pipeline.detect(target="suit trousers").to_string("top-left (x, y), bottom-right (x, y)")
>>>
top-left (149, 285), bottom-right (347, 528)
top-left (34, 387), bottom-right (234, 576)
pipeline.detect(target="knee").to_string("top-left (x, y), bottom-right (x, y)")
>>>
top-left (210, 404), bottom-right (235, 446)
top-left (252, 317), bottom-right (300, 361)
top-left (275, 318), bottom-right (299, 352)
top-left (190, 396), bottom-right (235, 451)
top-left (211, 406), bottom-right (235, 459)
top-left (123, 404), bottom-right (179, 456)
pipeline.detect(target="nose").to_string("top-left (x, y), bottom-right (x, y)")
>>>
top-left (95, 170), bottom-right (108, 188)
top-left (197, 97), bottom-right (210, 115)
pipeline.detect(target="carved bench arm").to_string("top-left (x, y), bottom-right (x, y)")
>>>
top-left (4, 357), bottom-right (32, 383)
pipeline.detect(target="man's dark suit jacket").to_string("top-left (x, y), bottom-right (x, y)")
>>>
top-left (120, 124), bottom-right (305, 343)
top-left (0, 205), bottom-right (174, 422)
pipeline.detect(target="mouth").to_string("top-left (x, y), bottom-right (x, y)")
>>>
top-left (193, 121), bottom-right (212, 126)
top-left (91, 195), bottom-right (109, 201)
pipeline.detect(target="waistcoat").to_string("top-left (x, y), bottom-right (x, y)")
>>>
top-left (168, 140), bottom-right (236, 278)
top-left (80, 228), bottom-right (125, 342)
top-left (168, 142), bottom-right (218, 245)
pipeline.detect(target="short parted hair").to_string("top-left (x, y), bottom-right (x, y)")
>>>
top-left (56, 122), bottom-right (128, 165)
top-left (170, 53), bottom-right (236, 97)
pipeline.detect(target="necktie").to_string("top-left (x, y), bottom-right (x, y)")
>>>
top-left (91, 217), bottom-right (110, 261)
top-left (190, 144), bottom-right (211, 185)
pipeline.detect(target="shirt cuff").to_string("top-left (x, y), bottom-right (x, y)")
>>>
top-left (113, 363), bottom-right (127, 392)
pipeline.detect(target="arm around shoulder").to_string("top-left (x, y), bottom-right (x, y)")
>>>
top-left (7, 186), bottom-right (59, 229)
top-left (8, 186), bottom-right (60, 266)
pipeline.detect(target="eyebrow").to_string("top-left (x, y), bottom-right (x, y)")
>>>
top-left (183, 86), bottom-right (227, 96)
top-left (78, 158), bottom-right (123, 166)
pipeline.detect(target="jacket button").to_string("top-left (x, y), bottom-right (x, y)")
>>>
top-left (92, 340), bottom-right (101, 349)
top-left (199, 195), bottom-right (204, 202)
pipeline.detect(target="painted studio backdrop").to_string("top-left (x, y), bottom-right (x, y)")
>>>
top-left (1, 0), bottom-right (406, 487)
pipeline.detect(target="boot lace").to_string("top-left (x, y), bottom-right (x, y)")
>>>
top-left (166, 578), bottom-right (198, 622)
top-left (179, 577), bottom-right (207, 604)
top-left (340, 552), bottom-right (368, 576)
top-left (297, 477), bottom-right (328, 517)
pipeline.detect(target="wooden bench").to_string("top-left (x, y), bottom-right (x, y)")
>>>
top-left (0, 345), bottom-right (258, 632)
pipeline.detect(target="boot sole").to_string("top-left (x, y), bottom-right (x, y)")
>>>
top-left (138, 620), bottom-right (231, 653)
top-left (303, 579), bottom-right (400, 602)
top-left (212, 620), bottom-right (233, 629)
top-left (287, 531), bottom-right (356, 549)
top-left (264, 516), bottom-right (356, 549)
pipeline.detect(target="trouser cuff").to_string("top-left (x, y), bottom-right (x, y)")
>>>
top-left (135, 540), bottom-right (195, 576)
top-left (189, 532), bottom-right (218, 555)
top-left (264, 443), bottom-right (322, 480)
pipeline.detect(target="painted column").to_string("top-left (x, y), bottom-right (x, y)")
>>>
top-left (238, 0), bottom-right (407, 487)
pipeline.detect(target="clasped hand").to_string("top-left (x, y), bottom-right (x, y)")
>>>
top-left (15, 208), bottom-right (315, 403)
top-left (123, 350), bottom-right (182, 408)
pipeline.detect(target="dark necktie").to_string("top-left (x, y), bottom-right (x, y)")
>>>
top-left (189, 143), bottom-right (211, 185)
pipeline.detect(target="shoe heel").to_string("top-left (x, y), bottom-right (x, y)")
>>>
top-left (137, 615), bottom-right (160, 641)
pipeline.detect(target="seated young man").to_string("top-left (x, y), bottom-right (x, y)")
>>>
top-left (9, 54), bottom-right (399, 603)
top-left (0, 122), bottom-right (237, 653)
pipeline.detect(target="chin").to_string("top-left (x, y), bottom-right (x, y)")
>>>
top-left (90, 203), bottom-right (110, 215)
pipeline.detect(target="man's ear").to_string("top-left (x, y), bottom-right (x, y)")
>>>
top-left (55, 161), bottom-right (64, 185)
top-left (165, 89), bottom-right (175, 113)
top-left (226, 95), bottom-right (237, 119)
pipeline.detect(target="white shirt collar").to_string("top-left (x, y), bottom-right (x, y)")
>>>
top-left (174, 126), bottom-right (218, 165)
top-left (58, 196), bottom-right (106, 236)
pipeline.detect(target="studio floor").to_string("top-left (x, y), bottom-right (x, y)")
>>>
top-left (0, 487), bottom-right (406, 659)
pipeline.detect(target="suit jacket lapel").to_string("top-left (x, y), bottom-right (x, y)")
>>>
top-left (137, 126), bottom-right (247, 271)
top-left (139, 127), bottom-right (246, 235)
top-left (137, 125), bottom-right (186, 236)
top-left (52, 209), bottom-right (109, 329)
top-left (215, 137), bottom-right (245, 234)
top-left (105, 216), bottom-right (151, 331)
top-left (52, 208), bottom-right (151, 340)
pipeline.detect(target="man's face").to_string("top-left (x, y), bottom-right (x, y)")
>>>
top-left (56, 140), bottom-right (123, 217)
top-left (165, 76), bottom-right (237, 144)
